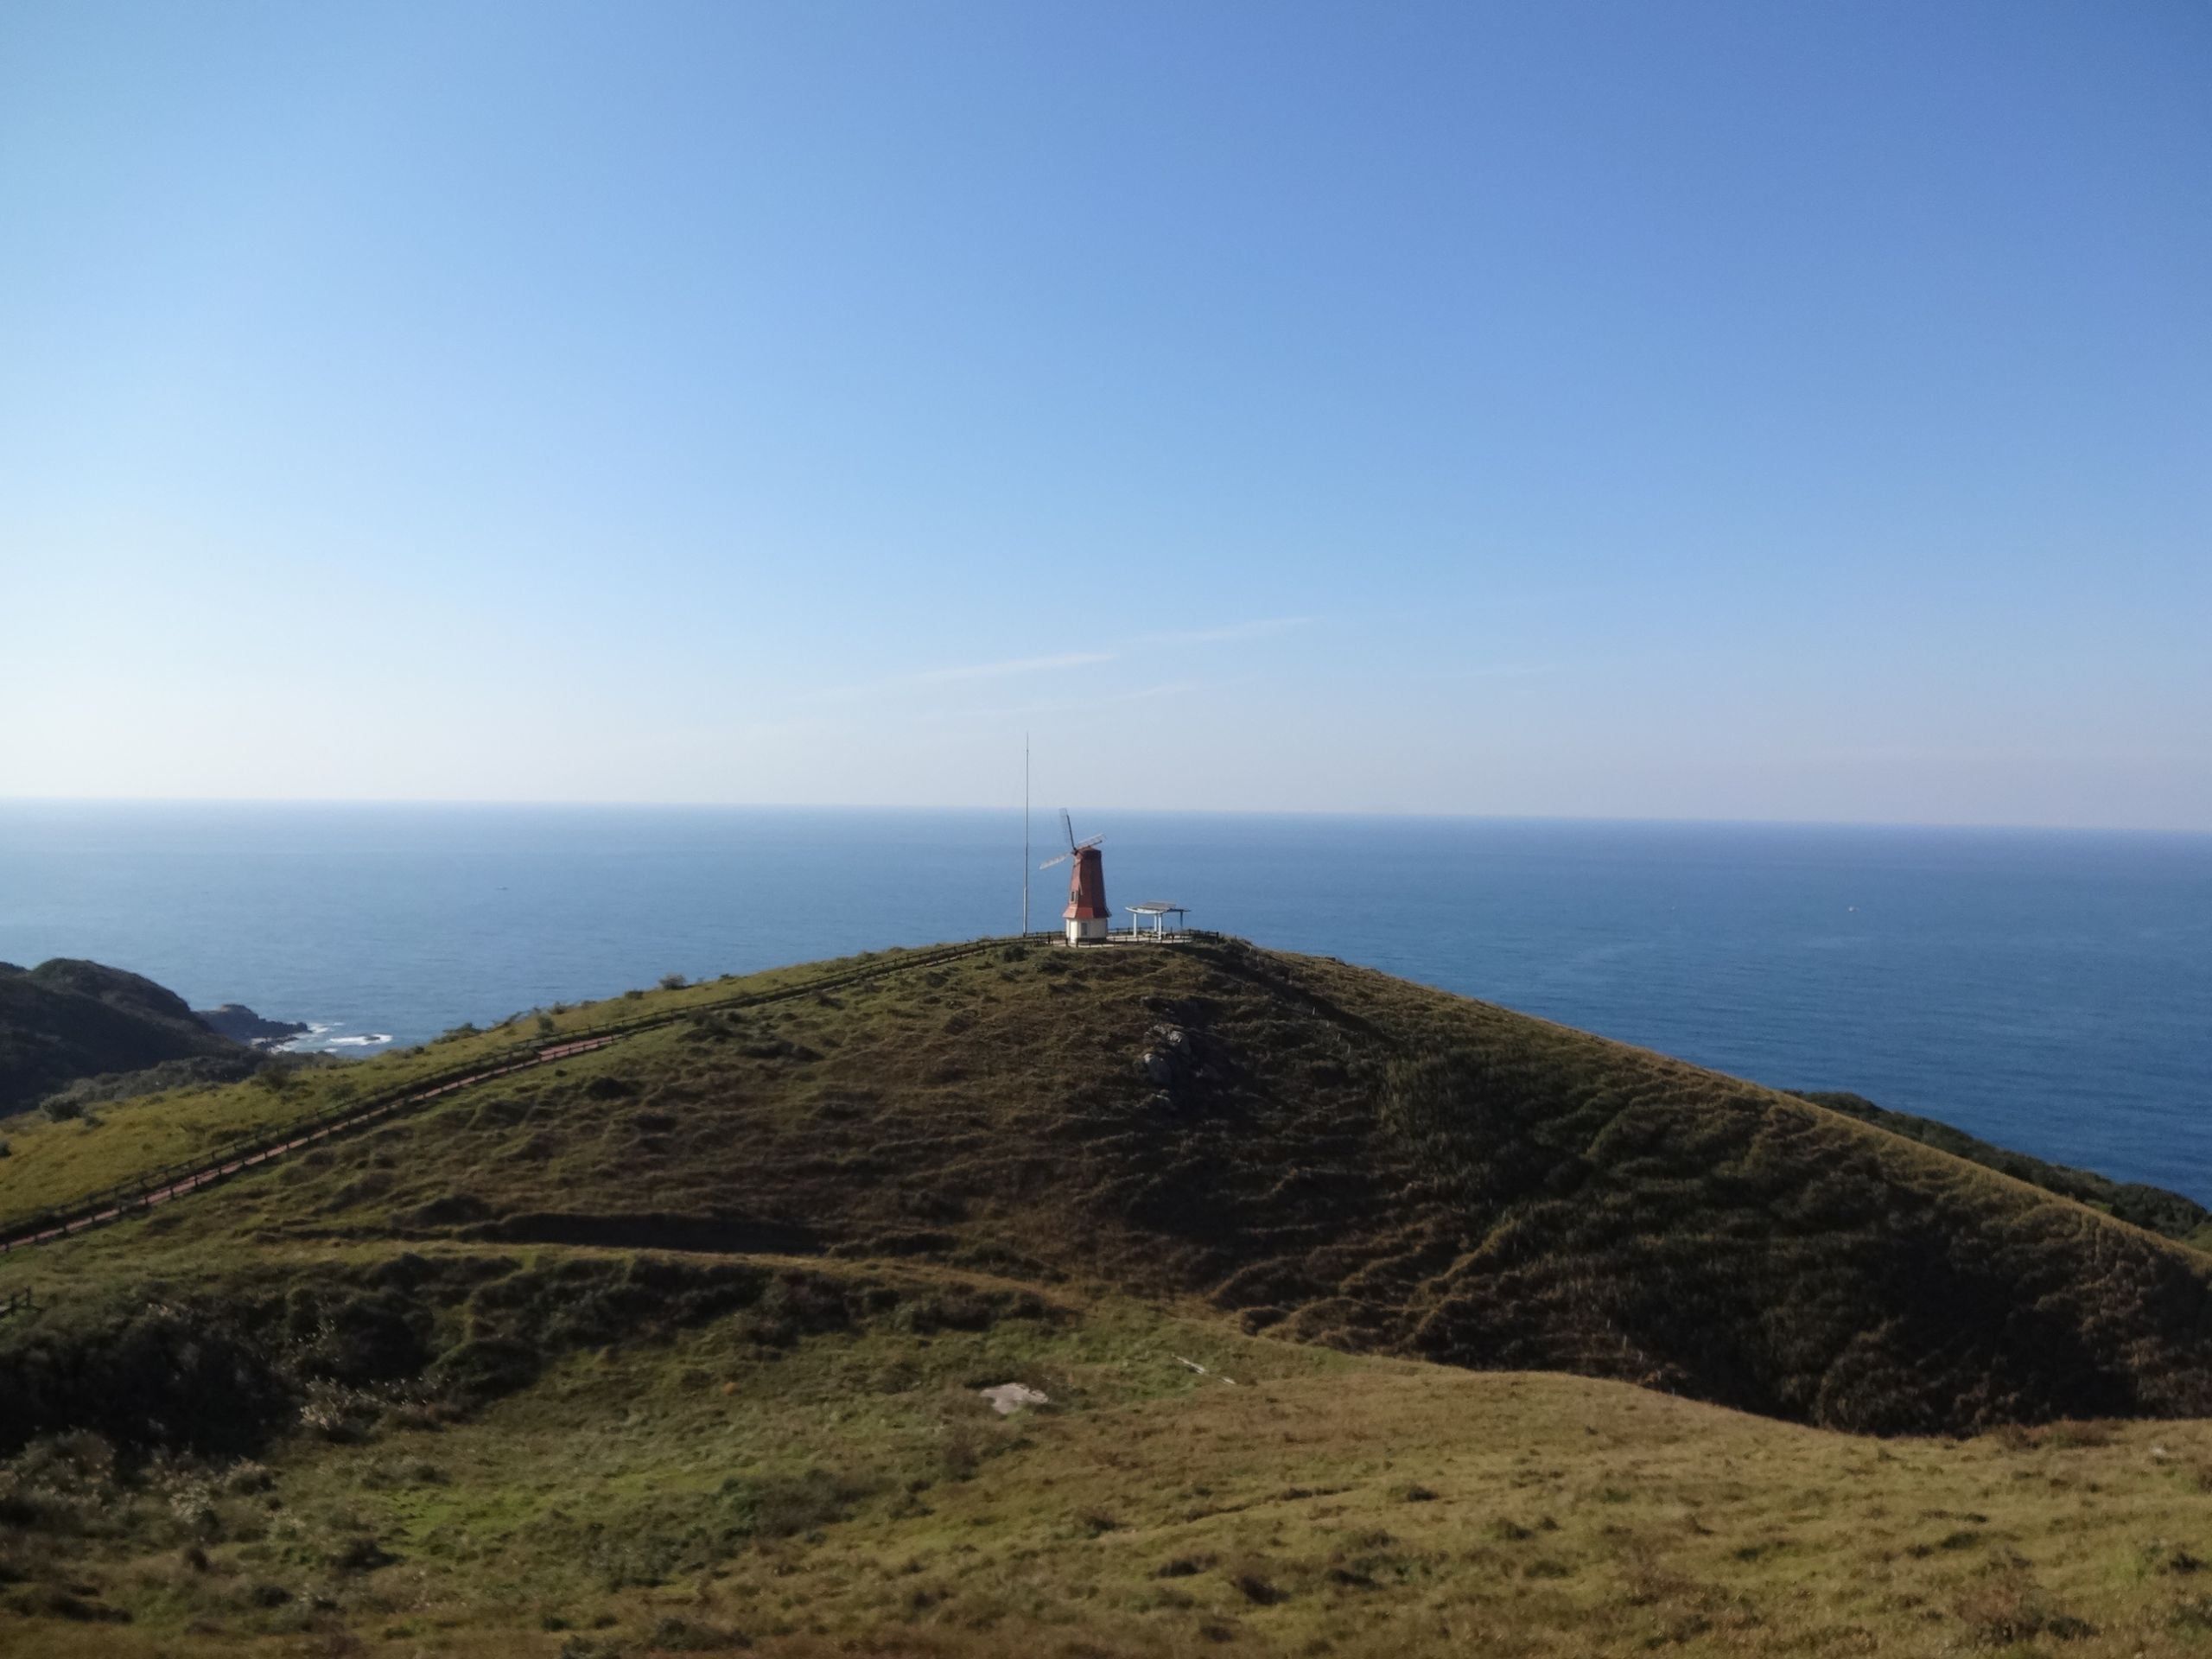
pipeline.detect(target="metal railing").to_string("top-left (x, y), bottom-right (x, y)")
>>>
top-left (1020, 926), bottom-right (1224, 944)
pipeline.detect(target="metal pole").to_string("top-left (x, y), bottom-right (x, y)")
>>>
top-left (1022, 734), bottom-right (1030, 936)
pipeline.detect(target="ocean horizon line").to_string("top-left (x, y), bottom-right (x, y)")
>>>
top-left (3, 797), bottom-right (2209, 840)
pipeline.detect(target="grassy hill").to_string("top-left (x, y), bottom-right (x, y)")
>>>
top-left (1795, 1088), bottom-right (2212, 1249)
top-left (0, 959), bottom-right (251, 1116)
top-left (14, 1251), bottom-right (2212, 1659)
top-left (8, 936), bottom-right (2212, 1655)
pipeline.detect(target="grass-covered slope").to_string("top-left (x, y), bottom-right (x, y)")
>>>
top-left (15, 1252), bottom-right (2212, 1658)
top-left (1796, 1089), bottom-right (2212, 1249)
top-left (0, 959), bottom-right (248, 1116)
top-left (0, 950), bottom-right (946, 1220)
top-left (14, 938), bottom-right (2212, 1656)
top-left (32, 936), bottom-right (2212, 1436)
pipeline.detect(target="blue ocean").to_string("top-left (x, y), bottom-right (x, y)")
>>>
top-left (2, 804), bottom-right (2208, 1200)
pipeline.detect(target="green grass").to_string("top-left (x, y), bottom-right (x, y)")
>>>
top-left (0, 945), bottom-right (956, 1223)
top-left (10, 936), bottom-right (2212, 1654)
top-left (1796, 1088), bottom-right (2212, 1248)
top-left (35, 934), bottom-right (2209, 1432)
top-left (12, 1257), bottom-right (2212, 1656)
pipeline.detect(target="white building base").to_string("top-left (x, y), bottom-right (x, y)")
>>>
top-left (1065, 916), bottom-right (1109, 945)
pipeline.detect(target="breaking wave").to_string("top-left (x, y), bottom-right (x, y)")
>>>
top-left (279, 1023), bottom-right (393, 1054)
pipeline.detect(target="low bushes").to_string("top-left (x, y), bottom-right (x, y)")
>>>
top-left (0, 1254), bottom-right (1046, 1461)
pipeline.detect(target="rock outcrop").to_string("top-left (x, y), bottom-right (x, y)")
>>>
top-left (194, 1003), bottom-right (311, 1046)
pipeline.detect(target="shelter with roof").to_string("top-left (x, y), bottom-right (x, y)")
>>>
top-left (1125, 902), bottom-right (1188, 940)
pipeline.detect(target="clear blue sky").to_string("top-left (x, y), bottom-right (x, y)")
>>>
top-left (3, 2), bottom-right (2206, 826)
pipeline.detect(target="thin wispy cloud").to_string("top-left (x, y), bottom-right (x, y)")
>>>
top-left (800, 649), bottom-right (1118, 703)
top-left (1455, 660), bottom-right (1582, 680)
top-left (798, 617), bottom-right (1300, 705)
top-left (911, 678), bottom-right (1211, 728)
top-left (1025, 677), bottom-right (1205, 715)
top-left (913, 650), bottom-right (1118, 683)
top-left (1129, 616), bottom-right (1312, 649)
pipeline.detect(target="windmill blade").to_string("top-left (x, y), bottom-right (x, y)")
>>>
top-left (1039, 853), bottom-right (1071, 870)
top-left (1059, 808), bottom-right (1076, 851)
top-left (1073, 836), bottom-right (1104, 853)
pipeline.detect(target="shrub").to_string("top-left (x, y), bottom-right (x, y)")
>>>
top-left (0, 1302), bottom-right (297, 1459)
top-left (2174, 1598), bottom-right (2212, 1634)
top-left (286, 1286), bottom-right (433, 1382)
top-left (940, 1420), bottom-right (982, 1480)
top-left (359, 1457), bottom-right (446, 1490)
top-left (424, 1337), bottom-right (540, 1407)
top-left (1953, 1568), bottom-right (2094, 1646)
top-left (717, 1468), bottom-right (859, 1540)
top-left (2043, 1420), bottom-right (2115, 1450)
top-left (658, 973), bottom-right (689, 991)
top-left (894, 1291), bottom-right (996, 1335)
top-left (2139, 1540), bottom-right (2204, 1577)
top-left (297, 1380), bottom-right (385, 1443)
top-left (221, 1462), bottom-right (274, 1496)
top-left (645, 1616), bottom-right (749, 1650)
top-left (4, 1584), bottom-right (130, 1623)
top-left (327, 1533), bottom-right (399, 1573)
top-left (0, 1433), bottom-right (120, 1533)
top-left (1233, 1567), bottom-right (1287, 1605)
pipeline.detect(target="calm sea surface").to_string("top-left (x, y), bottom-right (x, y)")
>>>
top-left (2, 804), bottom-right (2208, 1199)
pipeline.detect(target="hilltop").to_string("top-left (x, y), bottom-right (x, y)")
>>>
top-left (7, 937), bottom-right (2212, 1656)
top-left (12, 937), bottom-right (2212, 1433)
top-left (0, 959), bottom-right (255, 1115)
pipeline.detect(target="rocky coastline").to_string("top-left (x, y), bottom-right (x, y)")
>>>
top-left (193, 1002), bottom-right (311, 1046)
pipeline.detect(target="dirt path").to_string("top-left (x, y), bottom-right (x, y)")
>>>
top-left (0, 1033), bottom-right (628, 1250)
top-left (0, 940), bottom-right (1004, 1255)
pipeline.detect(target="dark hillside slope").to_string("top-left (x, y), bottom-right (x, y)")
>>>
top-left (1796, 1089), bottom-right (2212, 1247)
top-left (0, 959), bottom-right (246, 1114)
top-left (122, 939), bottom-right (2212, 1433)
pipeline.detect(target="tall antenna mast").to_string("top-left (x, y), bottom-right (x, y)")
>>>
top-left (1021, 733), bottom-right (1031, 936)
